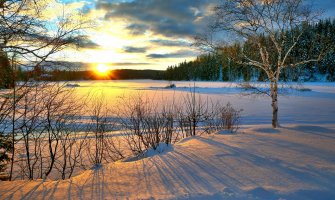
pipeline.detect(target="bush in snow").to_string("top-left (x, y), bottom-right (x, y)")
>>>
top-left (219, 103), bottom-right (242, 133)
top-left (117, 94), bottom-right (177, 158)
top-left (178, 87), bottom-right (208, 137)
top-left (205, 102), bottom-right (242, 134)
top-left (0, 132), bottom-right (12, 180)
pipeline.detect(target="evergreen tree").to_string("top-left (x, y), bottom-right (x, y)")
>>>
top-left (0, 50), bottom-right (14, 89)
top-left (166, 19), bottom-right (335, 82)
top-left (0, 133), bottom-right (12, 173)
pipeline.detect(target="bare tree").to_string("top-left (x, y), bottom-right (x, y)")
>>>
top-left (11, 82), bottom-right (89, 180)
top-left (0, 0), bottom-right (90, 180)
top-left (56, 120), bottom-right (88, 180)
top-left (53, 90), bottom-right (87, 180)
top-left (182, 87), bottom-right (207, 136)
top-left (197, 0), bottom-right (328, 128)
top-left (42, 83), bottom-right (79, 178)
top-left (85, 93), bottom-right (116, 167)
top-left (217, 102), bottom-right (242, 133)
top-left (0, 0), bottom-right (90, 68)
top-left (117, 94), bottom-right (150, 156)
top-left (103, 136), bottom-right (125, 162)
top-left (161, 103), bottom-right (176, 145)
top-left (17, 83), bottom-right (46, 180)
top-left (117, 94), bottom-right (178, 158)
top-left (5, 81), bottom-right (35, 180)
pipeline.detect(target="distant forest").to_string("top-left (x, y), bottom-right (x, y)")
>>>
top-left (166, 19), bottom-right (335, 82)
top-left (15, 69), bottom-right (166, 81)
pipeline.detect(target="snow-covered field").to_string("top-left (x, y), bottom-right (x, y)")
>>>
top-left (1, 124), bottom-right (334, 199)
top-left (72, 80), bottom-right (335, 125)
top-left (1, 80), bottom-right (335, 199)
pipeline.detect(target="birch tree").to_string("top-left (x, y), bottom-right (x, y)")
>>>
top-left (197, 0), bottom-right (328, 128)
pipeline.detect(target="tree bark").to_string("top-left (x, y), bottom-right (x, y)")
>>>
top-left (9, 74), bottom-right (16, 181)
top-left (271, 83), bottom-right (279, 128)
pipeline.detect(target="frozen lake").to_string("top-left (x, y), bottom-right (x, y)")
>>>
top-left (70, 80), bottom-right (335, 125)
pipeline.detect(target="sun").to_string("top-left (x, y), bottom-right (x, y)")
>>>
top-left (95, 64), bottom-right (110, 75)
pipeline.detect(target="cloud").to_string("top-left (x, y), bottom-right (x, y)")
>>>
top-left (150, 39), bottom-right (192, 47)
top-left (40, 61), bottom-right (152, 71)
top-left (123, 46), bottom-right (148, 53)
top-left (75, 36), bottom-right (101, 49)
top-left (147, 50), bottom-right (196, 59)
top-left (126, 23), bottom-right (149, 35)
top-left (19, 34), bottom-right (100, 50)
top-left (110, 62), bottom-right (152, 66)
top-left (97, 0), bottom-right (217, 38)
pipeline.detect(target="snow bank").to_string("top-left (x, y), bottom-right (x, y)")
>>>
top-left (122, 143), bottom-right (174, 162)
top-left (1, 124), bottom-right (335, 199)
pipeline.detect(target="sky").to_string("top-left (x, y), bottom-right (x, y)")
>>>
top-left (52, 0), bottom-right (335, 71)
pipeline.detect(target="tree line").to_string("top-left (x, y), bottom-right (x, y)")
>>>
top-left (166, 19), bottom-right (335, 82)
top-left (9, 69), bottom-right (165, 82)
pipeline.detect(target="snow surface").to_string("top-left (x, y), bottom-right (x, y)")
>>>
top-left (1, 80), bottom-right (335, 199)
top-left (70, 80), bottom-right (335, 125)
top-left (122, 143), bottom-right (174, 162)
top-left (1, 124), bottom-right (335, 199)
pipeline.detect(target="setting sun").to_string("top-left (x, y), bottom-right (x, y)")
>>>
top-left (95, 64), bottom-right (110, 75)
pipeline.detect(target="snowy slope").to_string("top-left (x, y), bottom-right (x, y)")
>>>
top-left (1, 124), bottom-right (335, 199)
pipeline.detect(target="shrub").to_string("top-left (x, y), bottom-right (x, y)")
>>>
top-left (205, 102), bottom-right (242, 134)
top-left (219, 103), bottom-right (242, 133)
top-left (0, 133), bottom-right (12, 174)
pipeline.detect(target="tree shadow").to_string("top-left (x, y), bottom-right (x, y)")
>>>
top-left (284, 125), bottom-right (335, 139)
top-left (252, 127), bottom-right (281, 134)
top-left (1, 132), bottom-right (335, 199)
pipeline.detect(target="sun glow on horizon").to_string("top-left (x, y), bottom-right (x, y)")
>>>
top-left (95, 64), bottom-right (111, 76)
